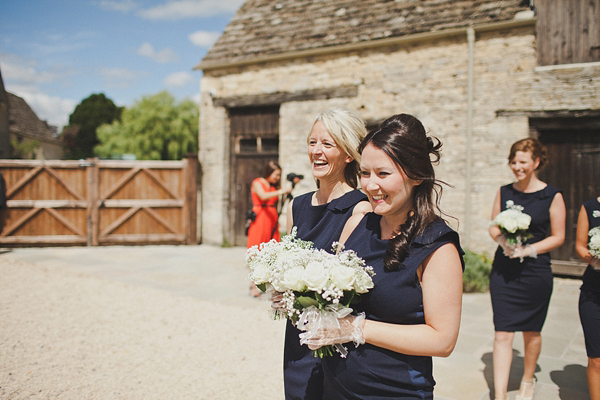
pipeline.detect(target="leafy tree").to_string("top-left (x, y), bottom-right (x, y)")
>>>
top-left (62, 93), bottom-right (121, 159)
top-left (95, 91), bottom-right (198, 160)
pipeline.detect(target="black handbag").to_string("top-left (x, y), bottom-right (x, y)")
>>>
top-left (244, 210), bottom-right (257, 236)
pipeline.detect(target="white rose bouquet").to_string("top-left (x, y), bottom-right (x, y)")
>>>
top-left (493, 200), bottom-right (533, 247)
top-left (588, 226), bottom-right (600, 260)
top-left (246, 227), bottom-right (375, 357)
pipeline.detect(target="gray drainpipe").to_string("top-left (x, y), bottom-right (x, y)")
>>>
top-left (465, 27), bottom-right (475, 249)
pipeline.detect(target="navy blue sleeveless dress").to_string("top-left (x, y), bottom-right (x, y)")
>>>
top-left (284, 189), bottom-right (368, 400)
top-left (322, 213), bottom-right (464, 400)
top-left (579, 198), bottom-right (600, 357)
top-left (490, 184), bottom-right (561, 332)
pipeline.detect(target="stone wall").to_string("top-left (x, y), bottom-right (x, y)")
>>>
top-left (199, 23), bottom-right (600, 255)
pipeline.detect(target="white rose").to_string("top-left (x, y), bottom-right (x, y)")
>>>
top-left (353, 270), bottom-right (375, 293)
top-left (280, 266), bottom-right (306, 291)
top-left (302, 261), bottom-right (329, 291)
top-left (329, 265), bottom-right (356, 291)
top-left (250, 265), bottom-right (270, 284)
top-left (500, 213), bottom-right (519, 233)
top-left (589, 233), bottom-right (600, 250)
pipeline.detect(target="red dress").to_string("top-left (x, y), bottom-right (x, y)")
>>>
top-left (247, 178), bottom-right (280, 248)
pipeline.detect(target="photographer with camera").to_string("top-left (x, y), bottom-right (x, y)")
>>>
top-left (246, 161), bottom-right (294, 297)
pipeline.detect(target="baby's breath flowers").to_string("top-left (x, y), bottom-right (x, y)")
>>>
top-left (246, 227), bottom-right (375, 357)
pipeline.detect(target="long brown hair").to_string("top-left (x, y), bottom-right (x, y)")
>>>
top-left (359, 114), bottom-right (444, 271)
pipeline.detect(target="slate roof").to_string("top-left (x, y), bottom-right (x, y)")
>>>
top-left (199, 0), bottom-right (531, 69)
top-left (7, 92), bottom-right (59, 143)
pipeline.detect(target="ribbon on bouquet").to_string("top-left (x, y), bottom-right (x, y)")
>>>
top-left (297, 305), bottom-right (362, 358)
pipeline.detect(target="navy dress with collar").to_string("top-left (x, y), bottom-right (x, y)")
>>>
top-left (579, 197), bottom-right (600, 357)
top-left (283, 189), bottom-right (368, 400)
top-left (321, 213), bottom-right (464, 400)
top-left (490, 184), bottom-right (561, 332)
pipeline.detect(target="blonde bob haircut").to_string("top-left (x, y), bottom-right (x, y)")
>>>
top-left (310, 108), bottom-right (367, 188)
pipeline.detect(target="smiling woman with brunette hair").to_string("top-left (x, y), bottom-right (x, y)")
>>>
top-left (299, 113), bottom-right (464, 399)
top-left (488, 138), bottom-right (566, 400)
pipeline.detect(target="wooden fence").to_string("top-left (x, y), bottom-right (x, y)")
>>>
top-left (0, 156), bottom-right (197, 246)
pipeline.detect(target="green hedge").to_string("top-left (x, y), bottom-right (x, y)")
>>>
top-left (462, 250), bottom-right (493, 293)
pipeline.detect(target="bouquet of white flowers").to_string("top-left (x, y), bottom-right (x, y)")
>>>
top-left (246, 227), bottom-right (375, 357)
top-left (588, 226), bottom-right (600, 260)
top-left (492, 200), bottom-right (533, 247)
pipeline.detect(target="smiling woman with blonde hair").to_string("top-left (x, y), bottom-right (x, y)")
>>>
top-left (282, 107), bottom-right (371, 400)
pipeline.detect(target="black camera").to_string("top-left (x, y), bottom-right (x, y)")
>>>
top-left (287, 172), bottom-right (304, 183)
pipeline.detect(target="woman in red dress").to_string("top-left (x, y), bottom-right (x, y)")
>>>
top-left (247, 161), bottom-right (292, 295)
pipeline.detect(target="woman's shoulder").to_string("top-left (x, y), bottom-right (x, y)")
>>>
top-left (328, 189), bottom-right (368, 211)
top-left (416, 218), bottom-right (460, 246)
top-left (584, 197), bottom-right (600, 212)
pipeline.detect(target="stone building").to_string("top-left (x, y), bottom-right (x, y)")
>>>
top-left (6, 92), bottom-right (63, 160)
top-left (0, 69), bottom-right (62, 160)
top-left (196, 0), bottom-right (600, 273)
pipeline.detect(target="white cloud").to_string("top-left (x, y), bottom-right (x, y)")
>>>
top-left (188, 31), bottom-right (221, 47)
top-left (99, 67), bottom-right (140, 89)
top-left (96, 0), bottom-right (138, 13)
top-left (136, 42), bottom-right (179, 63)
top-left (164, 71), bottom-right (195, 88)
top-left (138, 0), bottom-right (245, 20)
top-left (1, 57), bottom-right (57, 85)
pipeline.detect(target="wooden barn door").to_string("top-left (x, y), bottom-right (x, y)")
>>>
top-left (229, 106), bottom-right (280, 246)
top-left (536, 123), bottom-right (600, 275)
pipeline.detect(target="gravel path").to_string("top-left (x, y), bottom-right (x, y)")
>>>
top-left (0, 254), bottom-right (285, 399)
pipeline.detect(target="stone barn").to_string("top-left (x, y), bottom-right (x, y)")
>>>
top-left (196, 0), bottom-right (600, 275)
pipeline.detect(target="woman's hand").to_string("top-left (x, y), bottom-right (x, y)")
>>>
top-left (299, 313), bottom-right (366, 350)
top-left (497, 234), bottom-right (515, 257)
top-left (510, 244), bottom-right (537, 260)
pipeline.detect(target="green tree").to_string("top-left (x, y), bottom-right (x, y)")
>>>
top-left (95, 91), bottom-right (198, 160)
top-left (62, 93), bottom-right (122, 159)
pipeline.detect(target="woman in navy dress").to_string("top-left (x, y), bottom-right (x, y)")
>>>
top-left (488, 138), bottom-right (566, 400)
top-left (282, 108), bottom-right (371, 400)
top-left (300, 114), bottom-right (464, 399)
top-left (575, 197), bottom-right (600, 400)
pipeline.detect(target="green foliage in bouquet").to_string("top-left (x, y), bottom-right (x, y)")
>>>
top-left (462, 250), bottom-right (492, 293)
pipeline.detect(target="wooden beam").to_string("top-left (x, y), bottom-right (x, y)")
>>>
top-left (102, 199), bottom-right (184, 208)
top-left (0, 235), bottom-right (87, 244)
top-left (7, 200), bottom-right (87, 208)
top-left (98, 234), bottom-right (185, 243)
top-left (142, 207), bottom-right (177, 234)
top-left (0, 208), bottom-right (42, 237)
top-left (100, 207), bottom-right (140, 236)
top-left (141, 168), bottom-right (178, 199)
top-left (102, 167), bottom-right (141, 201)
top-left (6, 166), bottom-right (42, 198)
top-left (45, 208), bottom-right (85, 237)
top-left (43, 166), bottom-right (84, 200)
top-left (213, 85), bottom-right (359, 108)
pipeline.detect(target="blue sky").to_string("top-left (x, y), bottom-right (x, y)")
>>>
top-left (0, 0), bottom-right (244, 130)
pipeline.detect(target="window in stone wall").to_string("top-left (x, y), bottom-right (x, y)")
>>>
top-left (535, 0), bottom-right (600, 65)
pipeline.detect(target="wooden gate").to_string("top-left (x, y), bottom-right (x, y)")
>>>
top-left (0, 157), bottom-right (197, 246)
